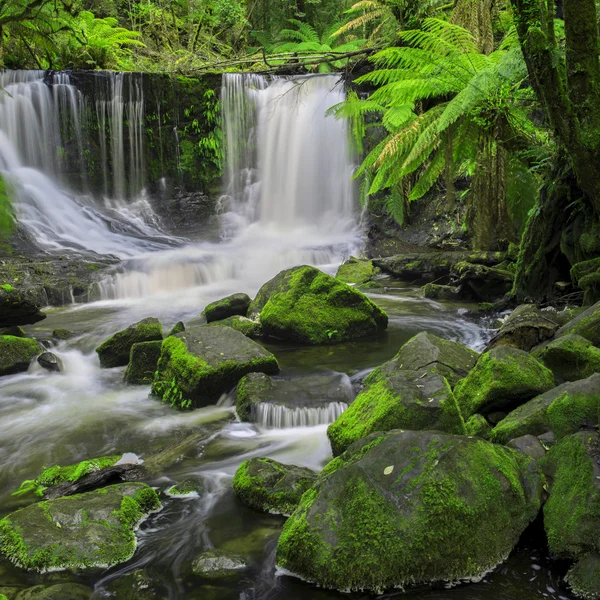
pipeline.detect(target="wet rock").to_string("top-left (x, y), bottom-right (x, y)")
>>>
top-left (542, 432), bottom-right (600, 562)
top-left (235, 372), bottom-right (354, 424)
top-left (566, 553), bottom-right (600, 600)
top-left (203, 293), bottom-right (251, 323)
top-left (0, 284), bottom-right (45, 327)
top-left (232, 458), bottom-right (316, 516)
top-left (0, 483), bottom-right (160, 571)
top-left (450, 261), bottom-right (514, 302)
top-left (96, 317), bottom-right (163, 368)
top-left (124, 340), bottom-right (163, 385)
top-left (454, 346), bottom-right (554, 419)
top-left (104, 569), bottom-right (162, 600)
top-left (506, 435), bottom-right (546, 461)
top-left (191, 550), bottom-right (247, 579)
top-left (37, 352), bottom-right (62, 373)
top-left (327, 336), bottom-right (466, 456)
top-left (533, 334), bottom-right (600, 384)
top-left (151, 326), bottom-right (279, 409)
top-left (538, 431), bottom-right (556, 447)
top-left (464, 414), bottom-right (492, 439)
top-left (52, 329), bottom-right (73, 341)
top-left (248, 265), bottom-right (388, 345)
top-left (166, 478), bottom-right (204, 497)
top-left (487, 304), bottom-right (558, 352)
top-left (167, 321), bottom-right (185, 336)
top-left (0, 335), bottom-right (43, 377)
top-left (276, 430), bottom-right (543, 593)
top-left (491, 374), bottom-right (600, 444)
top-left (373, 251), bottom-right (505, 282)
top-left (336, 257), bottom-right (379, 285)
top-left (207, 316), bottom-right (262, 338)
top-left (422, 283), bottom-right (461, 301)
top-left (555, 300), bottom-right (600, 346)
top-left (0, 326), bottom-right (27, 337)
top-left (14, 584), bottom-right (93, 600)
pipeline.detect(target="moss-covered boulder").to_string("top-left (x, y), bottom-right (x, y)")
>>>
top-left (96, 318), bottom-right (163, 369)
top-left (52, 328), bottom-right (73, 341)
top-left (451, 262), bottom-right (514, 302)
top-left (394, 332), bottom-right (479, 387)
top-left (13, 584), bottom-right (93, 600)
top-left (0, 336), bottom-right (43, 377)
top-left (192, 550), bottom-right (247, 579)
top-left (542, 432), bottom-right (600, 561)
top-left (248, 266), bottom-right (387, 345)
top-left (165, 478), bottom-right (204, 498)
top-left (566, 553), bottom-right (600, 600)
top-left (454, 346), bottom-right (554, 419)
top-left (571, 259), bottom-right (600, 306)
top-left (327, 362), bottom-right (463, 456)
top-left (203, 293), bottom-right (251, 323)
top-left (0, 483), bottom-right (160, 571)
top-left (235, 372), bottom-right (353, 424)
top-left (0, 284), bottom-right (45, 327)
top-left (336, 257), bottom-right (378, 285)
top-left (276, 430), bottom-right (543, 593)
top-left (152, 326), bottom-right (279, 409)
top-left (167, 321), bottom-right (185, 337)
top-left (124, 340), bottom-right (163, 385)
top-left (533, 334), bottom-right (600, 384)
top-left (464, 414), bottom-right (492, 439)
top-left (490, 375), bottom-right (600, 444)
top-left (422, 283), bottom-right (461, 301)
top-left (0, 326), bottom-right (27, 337)
top-left (104, 569), bottom-right (160, 600)
top-left (207, 316), bottom-right (262, 338)
top-left (487, 304), bottom-right (558, 352)
top-left (232, 458), bottom-right (316, 516)
top-left (555, 300), bottom-right (600, 346)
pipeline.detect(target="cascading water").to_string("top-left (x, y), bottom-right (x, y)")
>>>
top-left (253, 401), bottom-right (349, 428)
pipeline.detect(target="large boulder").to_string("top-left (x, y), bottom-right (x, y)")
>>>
top-left (450, 262), bottom-right (514, 302)
top-left (202, 293), bottom-right (251, 323)
top-left (490, 374), bottom-right (600, 444)
top-left (235, 372), bottom-right (353, 425)
top-left (276, 430), bottom-right (543, 593)
top-left (454, 346), bottom-right (554, 418)
top-left (555, 300), bottom-right (600, 346)
top-left (0, 483), bottom-right (160, 571)
top-left (487, 304), bottom-right (558, 352)
top-left (96, 318), bottom-right (163, 369)
top-left (0, 284), bottom-right (45, 327)
top-left (248, 266), bottom-right (388, 345)
top-left (124, 340), bottom-right (163, 385)
top-left (152, 326), bottom-right (279, 409)
top-left (232, 458), bottom-right (316, 516)
top-left (0, 336), bottom-right (43, 377)
top-left (335, 257), bottom-right (379, 285)
top-left (533, 334), bottom-right (600, 384)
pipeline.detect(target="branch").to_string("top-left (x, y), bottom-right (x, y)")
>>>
top-left (0, 0), bottom-right (52, 25)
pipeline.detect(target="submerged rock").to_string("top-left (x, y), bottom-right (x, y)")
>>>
top-left (490, 374), bottom-right (600, 444)
top-left (454, 346), bottom-right (554, 418)
top-left (124, 340), bottom-right (163, 385)
top-left (152, 326), bottom-right (279, 408)
top-left (533, 334), bottom-right (600, 384)
top-left (104, 569), bottom-right (161, 600)
top-left (248, 265), bottom-right (388, 345)
top-left (13, 584), bottom-right (93, 600)
top-left (232, 458), bottom-right (316, 516)
top-left (37, 352), bottom-right (62, 373)
top-left (335, 257), bottom-right (379, 285)
top-left (207, 316), bottom-right (262, 338)
top-left (191, 550), bottom-right (247, 579)
top-left (0, 483), bottom-right (160, 571)
top-left (203, 293), bottom-right (251, 323)
top-left (0, 336), bottom-right (43, 377)
top-left (235, 372), bottom-right (353, 425)
top-left (96, 318), bottom-right (163, 369)
top-left (276, 430), bottom-right (543, 593)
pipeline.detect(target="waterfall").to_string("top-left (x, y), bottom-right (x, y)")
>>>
top-left (252, 402), bottom-right (349, 428)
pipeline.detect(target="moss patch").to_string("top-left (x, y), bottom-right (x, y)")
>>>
top-left (124, 340), bottom-right (163, 385)
top-left (0, 335), bottom-right (43, 377)
top-left (335, 258), bottom-right (378, 285)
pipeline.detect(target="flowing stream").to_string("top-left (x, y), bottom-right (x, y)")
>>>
top-left (0, 71), bottom-right (573, 599)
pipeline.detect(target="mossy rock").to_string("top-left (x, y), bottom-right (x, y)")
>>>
top-left (167, 321), bottom-right (185, 337)
top-left (276, 430), bottom-right (544, 593)
top-left (0, 483), bottom-right (160, 571)
top-left (327, 365), bottom-right (463, 457)
top-left (203, 293), bottom-right (251, 323)
top-left (0, 326), bottom-right (27, 337)
top-left (422, 283), bottom-right (461, 301)
top-left (556, 300), bottom-right (600, 346)
top-left (0, 336), bottom-right (43, 377)
top-left (232, 458), bottom-right (316, 515)
top-left (124, 340), bottom-right (163, 385)
top-left (571, 259), bottom-right (600, 305)
top-left (14, 584), bottom-right (93, 600)
top-left (542, 431), bottom-right (600, 560)
top-left (464, 414), bottom-right (492, 439)
top-left (335, 257), bottom-right (379, 285)
top-left (207, 316), bottom-right (262, 338)
top-left (96, 318), bottom-right (163, 369)
top-left (487, 304), bottom-right (558, 352)
top-left (490, 374), bottom-right (600, 444)
top-left (567, 553), bottom-right (600, 600)
top-left (104, 569), bottom-right (161, 600)
top-left (152, 326), bottom-right (279, 409)
top-left (394, 331), bottom-right (479, 387)
top-left (248, 265), bottom-right (388, 345)
top-left (533, 334), bottom-right (600, 384)
top-left (454, 346), bottom-right (554, 419)
top-left (235, 372), bottom-right (353, 423)
top-left (451, 262), bottom-right (514, 302)
top-left (52, 329), bottom-right (73, 341)
top-left (0, 284), bottom-right (45, 328)
top-left (191, 549), bottom-right (247, 579)
top-left (165, 478), bottom-right (204, 497)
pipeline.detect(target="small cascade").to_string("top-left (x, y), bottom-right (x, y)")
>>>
top-left (252, 402), bottom-right (349, 428)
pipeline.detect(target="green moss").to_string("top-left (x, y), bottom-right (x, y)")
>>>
top-left (547, 392), bottom-right (599, 440)
top-left (235, 373), bottom-right (272, 421)
top-left (534, 334), bottom-right (600, 383)
top-left (124, 340), bottom-right (163, 385)
top-left (335, 258), bottom-right (378, 285)
top-left (566, 554), bottom-right (600, 600)
top-left (207, 316), bottom-right (261, 337)
top-left (465, 414), bottom-right (492, 439)
top-left (1, 284), bottom-right (14, 292)
top-left (0, 335), bottom-right (43, 377)
top-left (52, 328), bottom-right (73, 340)
top-left (167, 321), bottom-right (185, 336)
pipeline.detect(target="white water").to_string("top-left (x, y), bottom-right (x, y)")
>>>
top-left (253, 401), bottom-right (349, 428)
